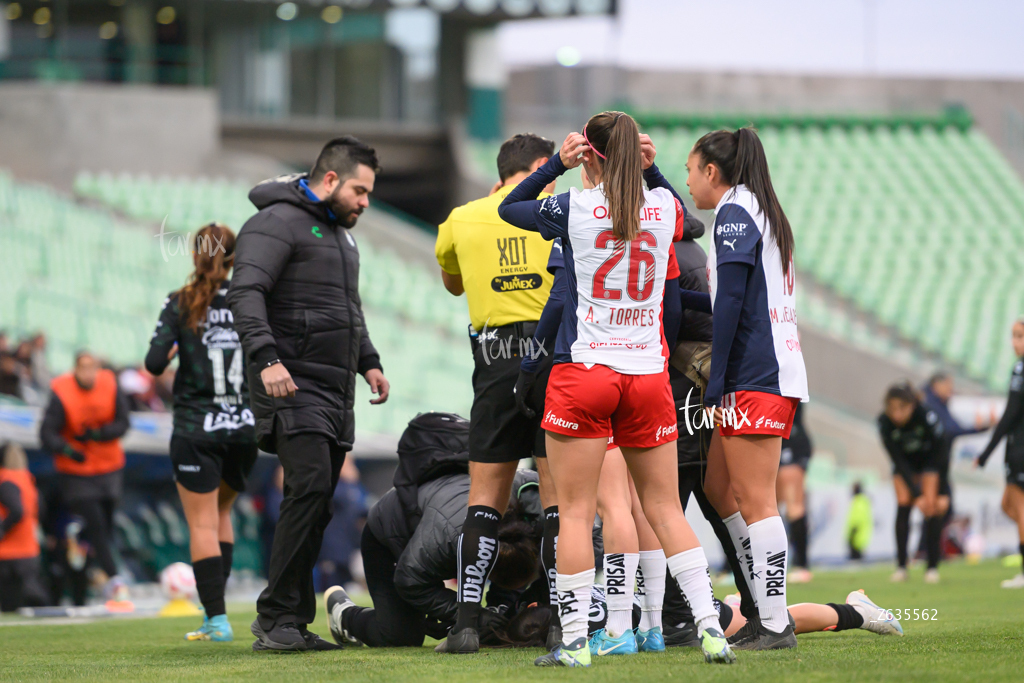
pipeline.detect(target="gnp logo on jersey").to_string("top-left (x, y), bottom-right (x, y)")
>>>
top-left (541, 196), bottom-right (563, 216)
top-left (544, 410), bottom-right (579, 431)
top-left (716, 222), bottom-right (748, 236)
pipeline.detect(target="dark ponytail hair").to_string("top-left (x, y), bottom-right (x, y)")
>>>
top-left (488, 497), bottom-right (540, 590)
top-left (178, 223), bottom-right (236, 332)
top-left (692, 128), bottom-right (794, 276)
top-left (584, 111), bottom-right (644, 242)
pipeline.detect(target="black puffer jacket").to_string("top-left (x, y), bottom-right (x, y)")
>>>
top-left (365, 470), bottom-right (540, 628)
top-left (227, 174), bottom-right (382, 452)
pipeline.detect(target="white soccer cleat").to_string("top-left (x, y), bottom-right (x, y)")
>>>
top-left (1000, 573), bottom-right (1024, 589)
top-left (923, 569), bottom-right (940, 584)
top-left (324, 585), bottom-right (362, 645)
top-left (890, 568), bottom-right (908, 583)
top-left (846, 589), bottom-right (903, 636)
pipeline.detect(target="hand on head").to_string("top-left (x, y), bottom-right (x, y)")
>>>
top-left (559, 132), bottom-right (590, 169)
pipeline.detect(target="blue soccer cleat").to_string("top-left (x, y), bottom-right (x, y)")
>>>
top-left (185, 614), bottom-right (233, 642)
top-left (588, 628), bottom-right (638, 656)
top-left (636, 626), bottom-right (665, 652)
top-left (535, 637), bottom-right (591, 667)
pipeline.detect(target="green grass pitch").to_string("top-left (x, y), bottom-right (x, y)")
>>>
top-left (1, 560), bottom-right (1022, 682)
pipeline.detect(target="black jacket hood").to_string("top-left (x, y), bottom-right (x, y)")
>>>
top-left (248, 173), bottom-right (337, 226)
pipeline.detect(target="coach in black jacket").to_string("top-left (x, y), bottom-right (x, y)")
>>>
top-left (228, 136), bottom-right (390, 651)
top-left (325, 470), bottom-right (541, 648)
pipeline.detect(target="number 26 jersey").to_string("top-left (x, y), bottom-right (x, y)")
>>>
top-left (536, 185), bottom-right (687, 375)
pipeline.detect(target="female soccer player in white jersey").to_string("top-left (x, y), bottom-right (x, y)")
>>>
top-left (499, 111), bottom-right (734, 668)
top-left (681, 128), bottom-right (808, 651)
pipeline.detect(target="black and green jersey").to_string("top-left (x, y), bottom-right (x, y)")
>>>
top-left (145, 281), bottom-right (255, 443)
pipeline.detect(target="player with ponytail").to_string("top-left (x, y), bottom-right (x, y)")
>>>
top-left (681, 128), bottom-right (808, 650)
top-left (499, 112), bottom-right (733, 668)
top-left (145, 222), bottom-right (258, 643)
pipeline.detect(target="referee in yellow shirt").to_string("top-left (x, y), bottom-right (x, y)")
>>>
top-left (434, 134), bottom-right (559, 653)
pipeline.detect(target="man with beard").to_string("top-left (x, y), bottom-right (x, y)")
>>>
top-left (228, 136), bottom-right (390, 652)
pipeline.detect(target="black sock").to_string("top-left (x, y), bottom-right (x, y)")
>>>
top-left (826, 603), bottom-right (863, 632)
top-left (542, 506), bottom-right (559, 622)
top-left (790, 515), bottom-right (808, 568)
top-left (895, 506), bottom-right (912, 568)
top-left (925, 515), bottom-right (943, 569)
top-left (454, 505), bottom-right (501, 633)
top-left (219, 542), bottom-right (234, 584)
top-left (193, 555), bottom-right (226, 617)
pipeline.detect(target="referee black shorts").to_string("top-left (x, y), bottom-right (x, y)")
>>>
top-left (170, 435), bottom-right (258, 494)
top-left (469, 321), bottom-right (548, 464)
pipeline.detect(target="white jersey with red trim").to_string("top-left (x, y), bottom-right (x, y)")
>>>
top-left (564, 185), bottom-right (684, 375)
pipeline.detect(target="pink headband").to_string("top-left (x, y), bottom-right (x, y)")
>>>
top-left (582, 125), bottom-right (606, 160)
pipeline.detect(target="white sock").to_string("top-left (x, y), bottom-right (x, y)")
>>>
top-left (557, 568), bottom-right (596, 644)
top-left (747, 516), bottom-right (790, 633)
top-left (603, 553), bottom-right (639, 638)
top-left (723, 511), bottom-right (758, 611)
top-left (637, 549), bottom-right (666, 631)
top-left (667, 547), bottom-right (722, 636)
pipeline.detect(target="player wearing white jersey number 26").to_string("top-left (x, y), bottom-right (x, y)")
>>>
top-left (499, 111), bottom-right (734, 668)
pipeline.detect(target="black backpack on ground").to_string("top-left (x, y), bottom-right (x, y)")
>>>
top-left (393, 412), bottom-right (470, 538)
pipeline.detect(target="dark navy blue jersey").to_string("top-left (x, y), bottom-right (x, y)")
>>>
top-left (706, 185), bottom-right (808, 403)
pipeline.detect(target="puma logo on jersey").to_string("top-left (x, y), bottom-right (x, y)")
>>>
top-left (723, 239), bottom-right (737, 250)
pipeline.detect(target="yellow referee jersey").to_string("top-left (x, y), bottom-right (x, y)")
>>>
top-left (435, 184), bottom-right (554, 331)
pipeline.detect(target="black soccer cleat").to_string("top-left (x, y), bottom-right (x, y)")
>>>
top-left (664, 621), bottom-right (701, 648)
top-left (325, 585), bottom-right (362, 646)
top-left (736, 623), bottom-right (797, 651)
top-left (545, 619), bottom-right (563, 652)
top-left (727, 613), bottom-right (761, 648)
top-left (434, 627), bottom-right (480, 654)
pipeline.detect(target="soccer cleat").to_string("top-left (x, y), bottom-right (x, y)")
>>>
top-left (325, 585), bottom-right (362, 646)
top-left (924, 569), bottom-right (940, 584)
top-left (738, 623), bottom-right (797, 651)
top-left (846, 589), bottom-right (903, 636)
top-left (434, 627), bottom-right (479, 654)
top-left (534, 637), bottom-right (591, 667)
top-left (185, 614), bottom-right (233, 642)
top-left (890, 568), bottom-right (908, 583)
top-left (727, 613), bottom-right (760, 647)
top-left (1001, 573), bottom-right (1024, 589)
top-left (545, 618), bottom-right (563, 652)
top-left (664, 621), bottom-right (700, 647)
top-left (588, 628), bottom-right (638, 656)
top-left (700, 627), bottom-right (736, 663)
top-left (636, 626), bottom-right (665, 652)
top-left (789, 568), bottom-right (813, 584)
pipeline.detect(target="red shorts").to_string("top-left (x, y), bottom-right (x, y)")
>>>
top-left (719, 390), bottom-right (800, 438)
top-left (543, 363), bottom-right (678, 449)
